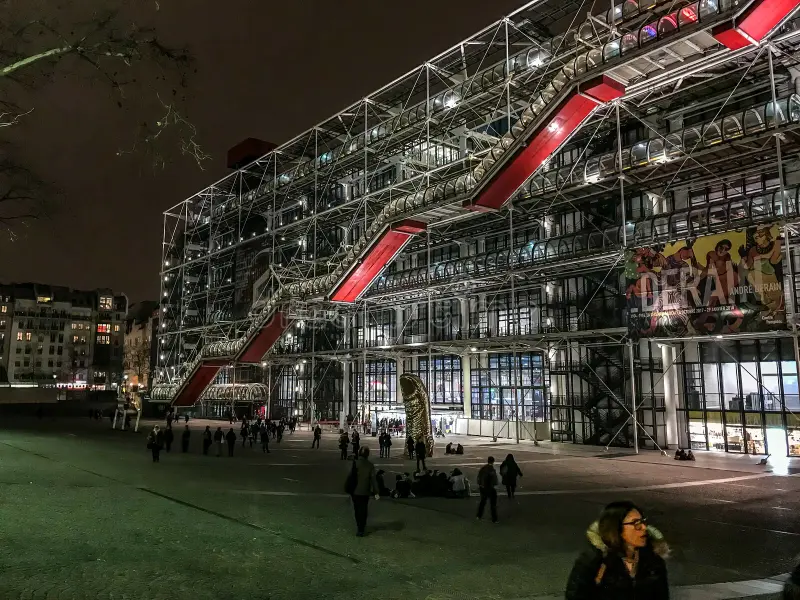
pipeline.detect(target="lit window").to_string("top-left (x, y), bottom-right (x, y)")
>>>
top-left (80, 336), bottom-right (86, 344)
top-left (25, 332), bottom-right (31, 341)
top-left (100, 297), bottom-right (112, 310)
top-left (73, 335), bottom-right (79, 343)
top-left (16, 332), bottom-right (22, 341)
top-left (113, 324), bottom-right (120, 333)
top-left (97, 335), bottom-right (110, 345)
top-left (71, 323), bottom-right (77, 330)
top-left (1, 306), bottom-right (6, 313)
top-left (97, 324), bottom-right (110, 333)
top-left (0, 320), bottom-right (5, 328)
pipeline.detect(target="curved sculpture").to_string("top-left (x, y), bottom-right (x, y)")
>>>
top-left (399, 373), bottom-right (433, 458)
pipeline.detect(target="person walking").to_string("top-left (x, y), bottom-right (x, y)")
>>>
top-left (415, 437), bottom-right (427, 472)
top-left (565, 501), bottom-right (669, 600)
top-left (499, 453), bottom-right (523, 499)
top-left (345, 446), bottom-right (379, 537)
top-left (383, 431), bottom-right (392, 458)
top-left (351, 430), bottom-right (360, 457)
top-left (240, 421), bottom-right (249, 448)
top-left (339, 429), bottom-right (350, 460)
top-left (378, 431), bottom-right (386, 458)
top-left (164, 426), bottom-right (174, 453)
top-left (214, 426), bottom-right (224, 457)
top-left (181, 425), bottom-right (191, 453)
top-left (147, 426), bottom-right (163, 463)
top-left (476, 456), bottom-right (498, 523)
top-left (226, 428), bottom-right (237, 457)
top-left (260, 424), bottom-right (270, 453)
top-left (312, 425), bottom-right (322, 449)
top-left (406, 434), bottom-right (415, 460)
top-left (202, 426), bottom-right (212, 455)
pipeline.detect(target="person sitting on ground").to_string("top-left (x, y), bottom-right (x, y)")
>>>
top-left (455, 443), bottom-right (464, 455)
top-left (445, 442), bottom-right (454, 455)
top-left (449, 467), bottom-right (469, 498)
top-left (376, 469), bottom-right (392, 496)
top-left (674, 449), bottom-right (687, 460)
top-left (434, 471), bottom-right (450, 497)
top-left (391, 473), bottom-right (415, 499)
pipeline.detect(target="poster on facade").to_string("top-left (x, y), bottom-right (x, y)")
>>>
top-left (626, 224), bottom-right (786, 339)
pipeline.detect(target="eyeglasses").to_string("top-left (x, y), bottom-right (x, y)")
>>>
top-left (623, 517), bottom-right (648, 530)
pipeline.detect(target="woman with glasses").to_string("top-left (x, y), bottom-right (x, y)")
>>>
top-left (565, 501), bottom-right (670, 600)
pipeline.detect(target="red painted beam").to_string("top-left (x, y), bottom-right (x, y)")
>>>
top-left (392, 220), bottom-right (426, 235)
top-left (582, 75), bottom-right (626, 103)
top-left (714, 0), bottom-right (800, 48)
top-left (331, 220), bottom-right (426, 303)
top-left (465, 76), bottom-right (624, 212)
top-left (173, 359), bottom-right (227, 407)
top-left (237, 310), bottom-right (294, 363)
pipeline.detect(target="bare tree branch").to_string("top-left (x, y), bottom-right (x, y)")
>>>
top-left (0, 2), bottom-right (208, 236)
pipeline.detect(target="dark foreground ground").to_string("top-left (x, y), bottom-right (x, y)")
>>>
top-left (0, 417), bottom-right (798, 600)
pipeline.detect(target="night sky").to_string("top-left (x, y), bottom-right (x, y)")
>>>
top-left (0, 0), bottom-right (523, 302)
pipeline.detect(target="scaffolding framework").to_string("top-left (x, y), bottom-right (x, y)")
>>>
top-left (154, 0), bottom-right (800, 453)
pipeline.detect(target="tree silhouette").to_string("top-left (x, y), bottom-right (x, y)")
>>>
top-left (0, 1), bottom-right (209, 233)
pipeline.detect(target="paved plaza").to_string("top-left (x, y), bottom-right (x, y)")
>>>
top-left (0, 417), bottom-right (798, 599)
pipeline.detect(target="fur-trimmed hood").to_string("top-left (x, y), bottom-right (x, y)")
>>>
top-left (587, 521), bottom-right (670, 558)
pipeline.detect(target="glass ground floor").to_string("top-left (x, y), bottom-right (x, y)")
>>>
top-left (674, 336), bottom-right (800, 456)
top-left (225, 336), bottom-right (800, 456)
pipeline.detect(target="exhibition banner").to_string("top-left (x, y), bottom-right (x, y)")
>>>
top-left (626, 224), bottom-right (786, 339)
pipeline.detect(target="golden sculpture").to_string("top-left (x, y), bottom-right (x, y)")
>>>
top-left (399, 373), bottom-right (434, 457)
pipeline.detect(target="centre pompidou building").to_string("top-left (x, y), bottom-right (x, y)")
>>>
top-left (154, 0), bottom-right (800, 456)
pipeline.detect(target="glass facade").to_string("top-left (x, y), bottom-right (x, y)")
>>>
top-left (407, 356), bottom-right (463, 405)
top-left (471, 353), bottom-right (547, 422)
top-left (352, 359), bottom-right (397, 420)
top-left (677, 338), bottom-right (800, 456)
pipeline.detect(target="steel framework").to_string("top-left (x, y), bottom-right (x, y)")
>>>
top-left (154, 0), bottom-right (800, 451)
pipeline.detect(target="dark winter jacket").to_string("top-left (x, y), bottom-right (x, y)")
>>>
top-left (352, 457), bottom-right (378, 497)
top-left (784, 562), bottom-right (800, 600)
top-left (477, 464), bottom-right (498, 490)
top-left (500, 459), bottom-right (522, 484)
top-left (414, 441), bottom-right (426, 457)
top-left (565, 521), bottom-right (669, 600)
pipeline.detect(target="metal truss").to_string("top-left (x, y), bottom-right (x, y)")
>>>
top-left (154, 0), bottom-right (800, 449)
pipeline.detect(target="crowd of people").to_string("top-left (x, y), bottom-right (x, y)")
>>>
top-left (145, 415), bottom-right (303, 462)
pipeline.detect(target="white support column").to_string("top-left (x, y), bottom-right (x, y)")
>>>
top-left (646, 190), bottom-right (667, 216)
top-left (342, 315), bottom-right (351, 417)
top-left (395, 306), bottom-right (404, 345)
top-left (395, 354), bottom-right (404, 410)
top-left (462, 353), bottom-right (472, 418)
top-left (661, 343), bottom-right (680, 448)
top-left (460, 298), bottom-right (469, 338)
